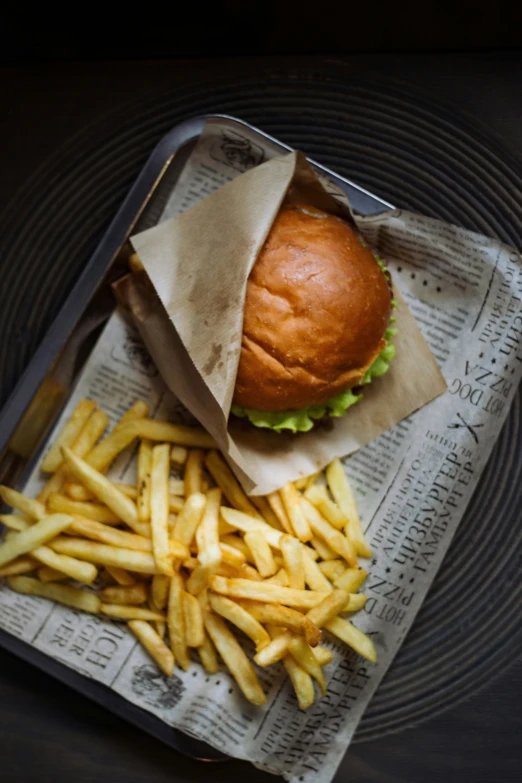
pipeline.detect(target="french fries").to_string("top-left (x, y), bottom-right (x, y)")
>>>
top-left (0, 400), bottom-right (378, 710)
top-left (204, 611), bottom-right (266, 705)
top-left (280, 483), bottom-right (312, 541)
top-left (172, 492), bottom-right (206, 547)
top-left (326, 458), bottom-right (372, 558)
top-left (209, 593), bottom-right (270, 651)
top-left (47, 493), bottom-right (120, 523)
top-left (40, 399), bottom-right (96, 473)
top-left (244, 530), bottom-right (277, 578)
top-left (137, 440), bottom-right (153, 523)
top-left (301, 498), bottom-right (357, 566)
top-left (7, 575), bottom-right (101, 613)
top-left (150, 444), bottom-right (173, 575)
top-left (183, 591), bottom-right (204, 647)
top-left (0, 514), bottom-right (73, 568)
top-left (128, 621), bottom-right (174, 677)
top-left (62, 448), bottom-right (146, 536)
top-left (283, 654), bottom-right (314, 710)
top-left (280, 535), bottom-right (304, 589)
top-left (170, 445), bottom-right (188, 465)
top-left (168, 572), bottom-right (190, 670)
top-left (184, 449), bottom-right (205, 496)
top-left (101, 584), bottom-right (148, 606)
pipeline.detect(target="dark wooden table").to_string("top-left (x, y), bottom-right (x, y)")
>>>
top-left (1, 52), bottom-right (521, 782)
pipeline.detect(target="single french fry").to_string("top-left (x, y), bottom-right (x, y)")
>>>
top-left (325, 617), bottom-right (377, 663)
top-left (170, 445), bottom-right (188, 465)
top-left (280, 535), bottom-right (304, 589)
top-left (204, 611), bottom-right (266, 705)
top-left (280, 484), bottom-right (312, 542)
top-left (37, 566), bottom-right (67, 582)
top-left (335, 567), bottom-right (368, 593)
top-left (48, 494), bottom-right (120, 524)
top-left (132, 420), bottom-right (216, 449)
top-left (137, 440), bottom-right (153, 523)
top-left (301, 498), bottom-right (357, 566)
top-left (115, 400), bottom-right (149, 428)
top-left (326, 459), bottom-right (371, 558)
top-left (204, 451), bottom-right (261, 517)
top-left (197, 628), bottom-right (220, 673)
top-left (169, 478), bottom-right (185, 497)
top-left (293, 477), bottom-right (309, 491)
top-left (244, 530), bottom-right (277, 578)
top-left (0, 556), bottom-right (37, 577)
top-left (64, 483), bottom-right (94, 501)
top-left (283, 654), bottom-right (314, 710)
top-left (305, 484), bottom-right (348, 530)
top-left (100, 583), bottom-right (148, 606)
top-left (209, 593), bottom-right (270, 651)
top-left (266, 492), bottom-right (292, 533)
top-left (7, 575), bottom-right (100, 613)
top-left (313, 645), bottom-right (333, 666)
top-left (101, 604), bottom-right (165, 621)
top-left (318, 560), bottom-right (346, 582)
top-left (306, 589), bottom-right (351, 628)
top-left (195, 488), bottom-right (222, 571)
top-left (209, 575), bottom-right (328, 610)
top-left (150, 574), bottom-right (170, 611)
top-left (50, 538), bottom-right (161, 574)
top-left (344, 593), bottom-right (367, 613)
top-left (0, 514), bottom-right (73, 568)
top-left (239, 601), bottom-right (321, 647)
top-left (0, 514), bottom-right (31, 531)
top-left (172, 492), bottom-right (206, 547)
top-left (302, 549), bottom-right (333, 592)
top-left (150, 444), bottom-right (172, 575)
top-left (254, 631), bottom-right (293, 666)
top-left (128, 620), bottom-right (174, 676)
top-left (68, 518), bottom-right (187, 558)
top-left (248, 496), bottom-right (281, 530)
top-left (220, 507), bottom-right (282, 549)
top-left (264, 568), bottom-right (289, 586)
top-left (184, 449), bottom-right (205, 497)
top-left (0, 486), bottom-right (46, 520)
top-left (287, 636), bottom-right (326, 695)
top-left (31, 544), bottom-right (98, 584)
top-left (105, 565), bottom-right (136, 586)
top-left (310, 535), bottom-right (338, 561)
top-left (85, 424), bottom-right (139, 472)
top-left (61, 448), bottom-right (142, 535)
top-left (183, 591), bottom-right (204, 647)
top-left (41, 399), bottom-right (97, 472)
top-left (168, 572), bottom-right (190, 670)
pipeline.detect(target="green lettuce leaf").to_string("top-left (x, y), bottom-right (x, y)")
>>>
top-left (231, 246), bottom-right (396, 433)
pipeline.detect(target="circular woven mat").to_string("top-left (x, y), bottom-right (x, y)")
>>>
top-left (1, 71), bottom-right (521, 742)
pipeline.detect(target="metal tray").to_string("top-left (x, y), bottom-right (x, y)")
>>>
top-left (0, 114), bottom-right (391, 761)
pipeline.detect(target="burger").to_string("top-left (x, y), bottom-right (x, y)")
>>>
top-left (230, 205), bottom-right (397, 432)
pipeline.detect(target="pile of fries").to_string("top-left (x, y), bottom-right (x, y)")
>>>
top-left (0, 398), bottom-right (375, 709)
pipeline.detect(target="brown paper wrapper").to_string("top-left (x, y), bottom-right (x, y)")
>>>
top-left (120, 152), bottom-right (446, 494)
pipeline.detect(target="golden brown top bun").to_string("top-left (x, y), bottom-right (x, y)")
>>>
top-left (233, 205), bottom-right (392, 412)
